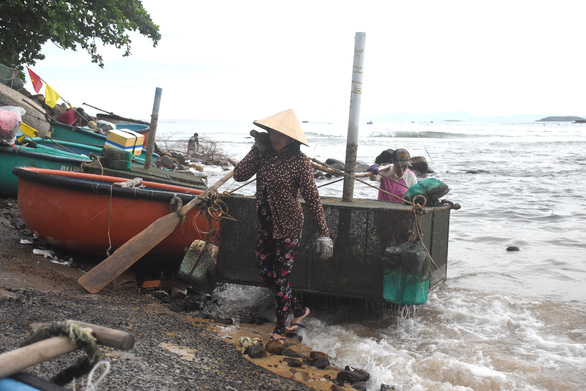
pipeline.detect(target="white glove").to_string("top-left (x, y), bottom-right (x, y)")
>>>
top-left (316, 237), bottom-right (334, 259)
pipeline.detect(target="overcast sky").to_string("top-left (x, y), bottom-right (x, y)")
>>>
top-left (30, 0), bottom-right (586, 122)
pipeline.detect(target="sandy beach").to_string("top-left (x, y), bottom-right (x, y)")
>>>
top-left (0, 198), bottom-right (355, 391)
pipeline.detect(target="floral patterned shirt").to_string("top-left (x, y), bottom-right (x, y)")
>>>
top-left (234, 146), bottom-right (329, 239)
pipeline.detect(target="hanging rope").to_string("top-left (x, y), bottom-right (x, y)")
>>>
top-left (406, 195), bottom-right (439, 270)
top-left (310, 157), bottom-right (411, 204)
top-left (80, 153), bottom-right (104, 175)
top-left (83, 360), bottom-right (111, 391)
top-left (106, 186), bottom-right (114, 256)
top-left (20, 321), bottom-right (101, 386)
top-left (169, 195), bottom-right (186, 234)
top-left (191, 191), bottom-right (237, 243)
top-left (0, 68), bottom-right (19, 89)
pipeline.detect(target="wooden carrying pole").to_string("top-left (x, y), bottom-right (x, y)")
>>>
top-left (342, 32), bottom-right (366, 202)
top-left (77, 168), bottom-right (235, 294)
top-left (0, 321), bottom-right (134, 379)
top-left (143, 87), bottom-right (162, 170)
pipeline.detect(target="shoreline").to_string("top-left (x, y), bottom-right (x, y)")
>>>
top-left (0, 198), bottom-right (355, 391)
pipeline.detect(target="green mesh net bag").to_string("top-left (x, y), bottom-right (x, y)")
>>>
top-left (404, 178), bottom-right (450, 206)
top-left (382, 241), bottom-right (432, 305)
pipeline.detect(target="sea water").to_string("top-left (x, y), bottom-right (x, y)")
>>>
top-left (156, 120), bottom-right (586, 390)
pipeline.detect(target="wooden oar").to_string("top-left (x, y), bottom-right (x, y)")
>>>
top-left (77, 169), bottom-right (235, 294)
top-left (0, 320), bottom-right (134, 379)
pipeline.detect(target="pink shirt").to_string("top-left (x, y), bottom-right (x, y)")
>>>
top-left (377, 169), bottom-right (417, 203)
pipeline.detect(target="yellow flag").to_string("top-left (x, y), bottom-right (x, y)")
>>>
top-left (44, 84), bottom-right (60, 108)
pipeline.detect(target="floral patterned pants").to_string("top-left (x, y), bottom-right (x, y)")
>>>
top-left (256, 202), bottom-right (306, 335)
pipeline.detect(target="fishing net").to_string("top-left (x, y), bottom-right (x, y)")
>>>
top-left (382, 240), bottom-right (432, 305)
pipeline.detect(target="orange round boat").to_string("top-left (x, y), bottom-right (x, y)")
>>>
top-left (14, 167), bottom-right (219, 260)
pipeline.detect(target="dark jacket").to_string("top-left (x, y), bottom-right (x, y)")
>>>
top-left (234, 145), bottom-right (329, 239)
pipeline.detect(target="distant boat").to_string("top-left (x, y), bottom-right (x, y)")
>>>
top-left (0, 143), bottom-right (90, 198)
top-left (367, 121), bottom-right (373, 125)
top-left (13, 167), bottom-right (219, 259)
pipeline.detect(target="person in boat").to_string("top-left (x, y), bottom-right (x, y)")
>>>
top-left (187, 132), bottom-right (199, 157)
top-left (55, 107), bottom-right (88, 126)
top-left (233, 109), bottom-right (334, 344)
top-left (368, 148), bottom-right (417, 202)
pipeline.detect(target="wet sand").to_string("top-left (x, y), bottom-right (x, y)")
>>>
top-left (0, 198), bottom-right (350, 390)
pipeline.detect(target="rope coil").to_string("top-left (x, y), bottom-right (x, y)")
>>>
top-left (21, 321), bottom-right (101, 386)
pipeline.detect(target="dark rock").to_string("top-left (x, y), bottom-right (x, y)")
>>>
top-left (380, 385), bottom-right (396, 391)
top-left (281, 348), bottom-right (306, 359)
top-left (158, 155), bottom-right (177, 169)
top-left (309, 351), bottom-right (329, 360)
top-left (171, 151), bottom-right (187, 165)
top-left (183, 294), bottom-right (203, 312)
top-left (331, 385), bottom-right (345, 391)
top-left (375, 149), bottom-right (394, 164)
top-left (314, 171), bottom-right (327, 180)
top-left (355, 161), bottom-right (370, 173)
top-left (283, 357), bottom-right (303, 367)
top-left (410, 156), bottom-right (429, 175)
top-left (169, 286), bottom-right (187, 299)
top-left (167, 301), bottom-right (186, 313)
top-left (150, 290), bottom-right (170, 303)
top-left (349, 367), bottom-right (370, 382)
top-left (244, 343), bottom-right (267, 358)
top-left (351, 381), bottom-right (367, 391)
top-left (337, 366), bottom-right (370, 383)
top-left (312, 357), bottom-right (330, 369)
top-left (506, 246), bottom-right (520, 252)
top-left (325, 158), bottom-right (345, 173)
top-left (265, 340), bottom-right (285, 355)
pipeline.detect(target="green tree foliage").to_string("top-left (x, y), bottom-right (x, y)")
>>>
top-left (0, 0), bottom-right (161, 71)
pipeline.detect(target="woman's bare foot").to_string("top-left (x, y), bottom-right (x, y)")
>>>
top-left (286, 307), bottom-right (310, 334)
top-left (270, 333), bottom-right (285, 344)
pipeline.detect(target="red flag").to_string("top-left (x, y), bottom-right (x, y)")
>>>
top-left (27, 67), bottom-right (43, 93)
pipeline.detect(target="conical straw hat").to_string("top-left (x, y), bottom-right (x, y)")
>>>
top-left (253, 109), bottom-right (309, 146)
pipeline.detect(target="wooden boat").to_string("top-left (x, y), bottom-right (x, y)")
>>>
top-left (49, 120), bottom-right (149, 148)
top-left (0, 144), bottom-right (90, 198)
top-left (95, 112), bottom-right (151, 146)
top-left (18, 138), bottom-right (207, 190)
top-left (25, 136), bottom-right (153, 164)
top-left (47, 121), bottom-right (156, 162)
top-left (13, 167), bottom-right (219, 259)
top-left (81, 159), bottom-right (208, 190)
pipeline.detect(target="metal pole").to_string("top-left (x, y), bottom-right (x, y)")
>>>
top-left (143, 87), bottom-right (162, 169)
top-left (342, 32), bottom-right (366, 202)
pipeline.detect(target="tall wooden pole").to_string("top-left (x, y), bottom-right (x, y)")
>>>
top-left (342, 32), bottom-right (366, 202)
top-left (143, 87), bottom-right (162, 170)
